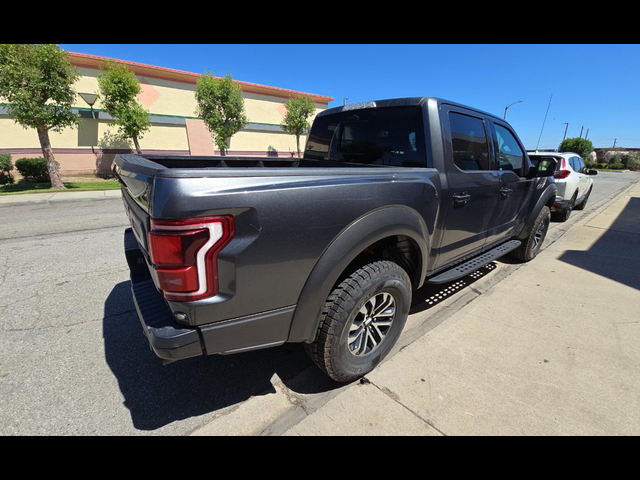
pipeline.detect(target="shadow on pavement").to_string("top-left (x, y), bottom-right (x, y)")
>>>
top-left (104, 254), bottom-right (507, 431)
top-left (102, 282), bottom-right (341, 432)
top-left (557, 197), bottom-right (640, 291)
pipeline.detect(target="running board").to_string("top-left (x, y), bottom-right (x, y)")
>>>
top-left (427, 240), bottom-right (521, 284)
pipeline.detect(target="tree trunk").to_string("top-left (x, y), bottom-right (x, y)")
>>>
top-left (133, 135), bottom-right (142, 154)
top-left (36, 125), bottom-right (65, 189)
top-left (296, 135), bottom-right (301, 158)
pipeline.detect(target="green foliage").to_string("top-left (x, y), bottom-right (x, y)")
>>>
top-left (0, 153), bottom-right (14, 184)
top-left (14, 157), bottom-right (57, 182)
top-left (625, 152), bottom-right (640, 171)
top-left (194, 71), bottom-right (248, 154)
top-left (97, 61), bottom-right (151, 153)
top-left (608, 162), bottom-right (625, 170)
top-left (280, 96), bottom-right (316, 157)
top-left (281, 96), bottom-right (316, 136)
top-left (558, 137), bottom-right (594, 159)
top-left (0, 44), bottom-right (79, 132)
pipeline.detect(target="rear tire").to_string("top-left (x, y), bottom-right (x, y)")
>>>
top-left (574, 187), bottom-right (591, 211)
top-left (305, 261), bottom-right (411, 383)
top-left (510, 206), bottom-right (550, 262)
top-left (552, 192), bottom-right (577, 222)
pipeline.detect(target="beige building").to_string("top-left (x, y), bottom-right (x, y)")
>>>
top-left (0, 51), bottom-right (334, 174)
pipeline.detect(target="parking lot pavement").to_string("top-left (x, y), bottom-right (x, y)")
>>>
top-left (1, 172), bottom-right (638, 435)
top-left (194, 180), bottom-right (640, 436)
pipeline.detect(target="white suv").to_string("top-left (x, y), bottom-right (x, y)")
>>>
top-left (528, 151), bottom-right (597, 221)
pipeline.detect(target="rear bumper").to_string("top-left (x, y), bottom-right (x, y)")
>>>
top-left (124, 228), bottom-right (295, 363)
top-left (125, 227), bottom-right (203, 362)
top-left (551, 195), bottom-right (569, 212)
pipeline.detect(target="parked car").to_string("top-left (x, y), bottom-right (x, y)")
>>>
top-left (114, 97), bottom-right (558, 382)
top-left (528, 151), bottom-right (597, 221)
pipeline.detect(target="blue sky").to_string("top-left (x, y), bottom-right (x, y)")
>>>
top-left (60, 44), bottom-right (640, 150)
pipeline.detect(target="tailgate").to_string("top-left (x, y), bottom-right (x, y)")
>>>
top-left (113, 158), bottom-right (153, 255)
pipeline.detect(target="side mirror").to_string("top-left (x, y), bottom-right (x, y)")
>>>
top-left (532, 158), bottom-right (557, 177)
top-left (587, 169), bottom-right (599, 175)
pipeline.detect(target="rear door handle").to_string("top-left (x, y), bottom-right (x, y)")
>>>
top-left (453, 193), bottom-right (471, 204)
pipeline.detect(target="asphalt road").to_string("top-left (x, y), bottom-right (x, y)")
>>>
top-left (1, 171), bottom-right (637, 435)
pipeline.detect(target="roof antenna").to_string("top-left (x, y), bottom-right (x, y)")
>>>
top-left (535, 94), bottom-right (553, 151)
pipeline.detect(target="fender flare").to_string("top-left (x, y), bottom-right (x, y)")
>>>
top-left (287, 205), bottom-right (429, 344)
top-left (517, 182), bottom-right (557, 241)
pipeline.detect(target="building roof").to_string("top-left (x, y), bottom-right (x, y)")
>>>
top-left (68, 52), bottom-right (334, 105)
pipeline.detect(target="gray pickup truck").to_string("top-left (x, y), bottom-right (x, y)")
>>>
top-left (114, 97), bottom-right (557, 382)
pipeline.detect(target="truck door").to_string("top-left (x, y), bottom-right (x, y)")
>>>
top-left (484, 120), bottom-right (533, 246)
top-left (435, 106), bottom-right (501, 270)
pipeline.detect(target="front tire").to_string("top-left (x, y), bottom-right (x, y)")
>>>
top-left (305, 261), bottom-right (412, 383)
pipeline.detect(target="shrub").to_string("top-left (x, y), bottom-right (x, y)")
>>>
top-left (558, 137), bottom-right (594, 159)
top-left (625, 153), bottom-right (640, 171)
top-left (0, 153), bottom-right (14, 185)
top-left (14, 157), bottom-right (58, 182)
top-left (608, 162), bottom-right (624, 170)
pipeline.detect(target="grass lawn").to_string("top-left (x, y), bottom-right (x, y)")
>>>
top-left (0, 180), bottom-right (120, 195)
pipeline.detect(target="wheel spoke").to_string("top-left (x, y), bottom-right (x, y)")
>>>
top-left (372, 293), bottom-right (392, 316)
top-left (348, 291), bottom-right (397, 357)
top-left (349, 327), bottom-right (365, 352)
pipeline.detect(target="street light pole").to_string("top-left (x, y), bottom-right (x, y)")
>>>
top-left (504, 100), bottom-right (523, 119)
top-left (563, 123), bottom-right (569, 141)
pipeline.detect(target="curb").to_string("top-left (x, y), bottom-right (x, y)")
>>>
top-left (0, 189), bottom-right (121, 208)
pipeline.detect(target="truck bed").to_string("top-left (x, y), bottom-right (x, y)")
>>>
top-left (113, 152), bottom-right (441, 329)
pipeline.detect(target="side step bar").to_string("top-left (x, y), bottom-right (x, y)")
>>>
top-left (427, 240), bottom-right (521, 284)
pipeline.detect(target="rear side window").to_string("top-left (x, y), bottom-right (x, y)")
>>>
top-left (449, 112), bottom-right (491, 171)
top-left (304, 106), bottom-right (427, 167)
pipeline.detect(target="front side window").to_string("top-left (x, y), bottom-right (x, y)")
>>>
top-left (495, 124), bottom-right (525, 176)
top-left (449, 112), bottom-right (491, 171)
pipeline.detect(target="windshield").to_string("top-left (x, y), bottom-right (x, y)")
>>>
top-left (304, 106), bottom-right (427, 167)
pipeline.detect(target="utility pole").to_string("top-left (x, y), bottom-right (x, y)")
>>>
top-left (563, 123), bottom-right (569, 141)
top-left (613, 138), bottom-right (617, 148)
top-left (579, 126), bottom-right (584, 138)
top-left (585, 129), bottom-right (589, 140)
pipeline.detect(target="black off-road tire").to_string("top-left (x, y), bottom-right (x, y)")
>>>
top-left (510, 206), bottom-right (551, 262)
top-left (305, 261), bottom-right (412, 383)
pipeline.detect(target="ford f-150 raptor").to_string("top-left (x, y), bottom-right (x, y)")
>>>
top-left (113, 97), bottom-right (557, 382)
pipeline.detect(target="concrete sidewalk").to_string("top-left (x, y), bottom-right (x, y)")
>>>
top-left (0, 189), bottom-right (121, 207)
top-left (192, 182), bottom-right (640, 436)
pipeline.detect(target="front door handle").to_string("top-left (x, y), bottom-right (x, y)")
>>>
top-left (500, 187), bottom-right (513, 196)
top-left (453, 193), bottom-right (471, 204)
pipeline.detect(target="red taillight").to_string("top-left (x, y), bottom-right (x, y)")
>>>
top-left (554, 158), bottom-right (571, 179)
top-left (148, 216), bottom-right (234, 301)
top-left (554, 170), bottom-right (571, 179)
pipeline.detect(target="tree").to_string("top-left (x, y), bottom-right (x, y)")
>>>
top-left (558, 137), bottom-right (594, 159)
top-left (194, 71), bottom-right (247, 156)
top-left (0, 44), bottom-right (79, 189)
top-left (97, 61), bottom-right (151, 154)
top-left (280, 96), bottom-right (316, 158)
